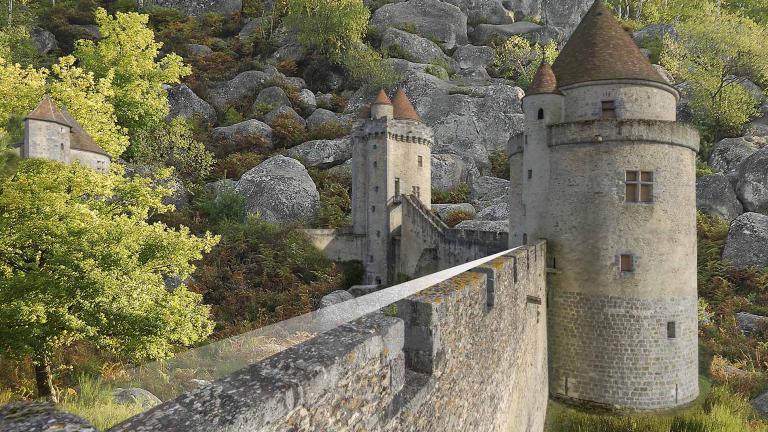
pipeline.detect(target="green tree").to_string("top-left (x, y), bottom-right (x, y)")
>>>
top-left (50, 56), bottom-right (130, 158)
top-left (0, 159), bottom-right (218, 399)
top-left (132, 117), bottom-right (214, 186)
top-left (282, 0), bottom-right (370, 59)
top-left (0, 25), bottom-right (40, 66)
top-left (491, 36), bottom-right (559, 90)
top-left (0, 57), bottom-right (47, 143)
top-left (74, 8), bottom-right (190, 138)
top-left (661, 7), bottom-right (768, 140)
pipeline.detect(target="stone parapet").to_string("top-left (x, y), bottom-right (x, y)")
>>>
top-left (549, 119), bottom-right (700, 152)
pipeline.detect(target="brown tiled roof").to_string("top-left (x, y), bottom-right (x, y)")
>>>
top-left (392, 88), bottom-right (421, 121)
top-left (25, 95), bottom-right (71, 127)
top-left (528, 62), bottom-right (559, 95)
top-left (59, 107), bottom-right (110, 157)
top-left (552, 0), bottom-right (666, 87)
top-left (373, 89), bottom-right (392, 105)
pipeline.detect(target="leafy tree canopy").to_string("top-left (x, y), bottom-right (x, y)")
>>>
top-left (282, 0), bottom-right (370, 60)
top-left (74, 8), bottom-right (190, 138)
top-left (661, 5), bottom-right (768, 140)
top-left (0, 159), bottom-right (218, 398)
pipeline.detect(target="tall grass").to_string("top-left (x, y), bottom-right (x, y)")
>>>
top-left (57, 375), bottom-right (146, 431)
top-left (548, 386), bottom-right (768, 432)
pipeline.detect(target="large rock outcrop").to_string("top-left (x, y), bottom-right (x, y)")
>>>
top-left (210, 119), bottom-right (273, 151)
top-left (708, 136), bottom-right (760, 176)
top-left (287, 137), bottom-right (352, 169)
top-left (454, 219), bottom-right (508, 232)
top-left (235, 155), bottom-right (320, 223)
top-left (505, 0), bottom-right (593, 35)
top-left (470, 176), bottom-right (510, 208)
top-left (432, 203), bottom-right (477, 220)
top-left (431, 153), bottom-right (479, 191)
top-left (443, 0), bottom-right (514, 25)
top-left (471, 22), bottom-right (542, 45)
top-left (696, 174), bottom-right (743, 221)
top-left (381, 28), bottom-right (454, 67)
top-left (735, 147), bottom-right (768, 213)
top-left (167, 84), bottom-right (217, 125)
top-left (371, 0), bottom-right (469, 50)
top-left (152, 0), bottom-right (242, 16)
top-left (722, 212), bottom-right (768, 268)
top-left (0, 401), bottom-right (96, 432)
top-left (29, 26), bottom-right (58, 55)
top-left (206, 70), bottom-right (269, 111)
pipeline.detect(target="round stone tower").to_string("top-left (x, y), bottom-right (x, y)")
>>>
top-left (352, 89), bottom-right (433, 285)
top-left (513, 0), bottom-right (700, 410)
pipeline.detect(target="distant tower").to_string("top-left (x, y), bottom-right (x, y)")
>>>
top-left (352, 89), bottom-right (434, 285)
top-left (23, 95), bottom-right (72, 163)
top-left (22, 95), bottom-right (111, 172)
top-left (512, 0), bottom-right (700, 410)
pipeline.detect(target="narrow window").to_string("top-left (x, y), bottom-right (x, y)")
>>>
top-left (375, 276), bottom-right (382, 285)
top-left (527, 169), bottom-right (533, 180)
top-left (412, 186), bottom-right (420, 198)
top-left (369, 255), bottom-right (374, 263)
top-left (373, 161), bottom-right (378, 168)
top-left (376, 231), bottom-right (381, 238)
top-left (537, 108), bottom-right (544, 120)
top-left (371, 205), bottom-right (376, 213)
top-left (620, 254), bottom-right (634, 272)
top-left (394, 177), bottom-right (400, 196)
top-left (373, 144), bottom-right (377, 149)
top-left (418, 155), bottom-right (423, 167)
top-left (601, 100), bottom-right (616, 119)
top-left (374, 185), bottom-right (379, 192)
top-left (523, 233), bottom-right (528, 245)
top-left (625, 170), bottom-right (654, 203)
top-left (667, 321), bottom-right (676, 339)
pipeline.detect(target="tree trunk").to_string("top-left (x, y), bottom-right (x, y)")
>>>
top-left (34, 355), bottom-right (56, 402)
top-left (8, 0), bottom-right (13, 26)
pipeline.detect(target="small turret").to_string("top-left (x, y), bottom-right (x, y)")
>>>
top-left (392, 88), bottom-right (421, 122)
top-left (371, 89), bottom-right (393, 120)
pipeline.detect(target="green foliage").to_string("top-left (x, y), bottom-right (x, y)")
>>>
top-left (696, 160), bottom-right (715, 177)
top-left (189, 216), bottom-right (342, 329)
top-left (340, 44), bottom-right (400, 90)
top-left (425, 63), bottom-right (449, 80)
top-left (432, 183), bottom-right (471, 204)
top-left (0, 159), bottom-right (218, 397)
top-left (221, 106), bottom-right (244, 127)
top-left (211, 152), bottom-right (266, 180)
top-left (308, 121), bottom-right (350, 141)
top-left (74, 8), bottom-right (191, 140)
top-left (0, 58), bottom-right (47, 144)
top-left (198, 185), bottom-right (246, 227)
top-left (310, 168), bottom-right (352, 228)
top-left (661, 7), bottom-right (767, 139)
top-left (443, 210), bottom-right (474, 228)
top-left (282, 0), bottom-right (370, 59)
top-left (0, 25), bottom-right (42, 66)
top-left (489, 149), bottom-right (510, 180)
top-left (491, 36), bottom-right (559, 89)
top-left (269, 112), bottom-right (308, 148)
top-left (57, 375), bottom-right (145, 430)
top-left (132, 118), bottom-right (215, 186)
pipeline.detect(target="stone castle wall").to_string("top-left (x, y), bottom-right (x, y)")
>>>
top-left (303, 228), bottom-right (366, 262)
top-left (109, 242), bottom-right (548, 432)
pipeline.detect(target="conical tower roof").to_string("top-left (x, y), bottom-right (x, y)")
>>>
top-left (552, 0), bottom-right (666, 87)
top-left (528, 62), bottom-right (559, 95)
top-left (373, 89), bottom-right (392, 105)
top-left (25, 95), bottom-right (71, 127)
top-left (392, 88), bottom-right (421, 121)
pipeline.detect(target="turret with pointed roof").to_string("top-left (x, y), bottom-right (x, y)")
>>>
top-left (392, 88), bottom-right (421, 122)
top-left (528, 62), bottom-right (560, 95)
top-left (552, 0), bottom-right (666, 88)
top-left (371, 89), bottom-right (394, 120)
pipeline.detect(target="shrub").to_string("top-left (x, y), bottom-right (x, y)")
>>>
top-left (198, 186), bottom-right (247, 227)
top-left (189, 217), bottom-right (343, 330)
top-left (308, 121), bottom-right (351, 141)
top-left (444, 210), bottom-right (474, 227)
top-left (276, 59), bottom-right (298, 76)
top-left (270, 113), bottom-right (309, 148)
top-left (425, 64), bottom-right (449, 80)
top-left (341, 44), bottom-right (400, 90)
top-left (310, 168), bottom-right (353, 228)
top-left (432, 183), bottom-right (471, 204)
top-left (491, 36), bottom-right (559, 89)
top-left (282, 0), bottom-right (370, 59)
top-left (221, 106), bottom-right (244, 127)
top-left (211, 152), bottom-right (266, 180)
top-left (489, 149), bottom-right (510, 179)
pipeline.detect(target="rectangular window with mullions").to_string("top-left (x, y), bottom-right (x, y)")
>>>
top-left (625, 171), bottom-right (653, 203)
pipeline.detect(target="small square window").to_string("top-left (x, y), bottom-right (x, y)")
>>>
top-left (374, 186), bottom-right (379, 192)
top-left (418, 155), bottom-right (423, 167)
top-left (620, 254), bottom-right (634, 272)
top-left (602, 100), bottom-right (616, 119)
top-left (625, 170), bottom-right (653, 203)
top-left (667, 321), bottom-right (676, 338)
